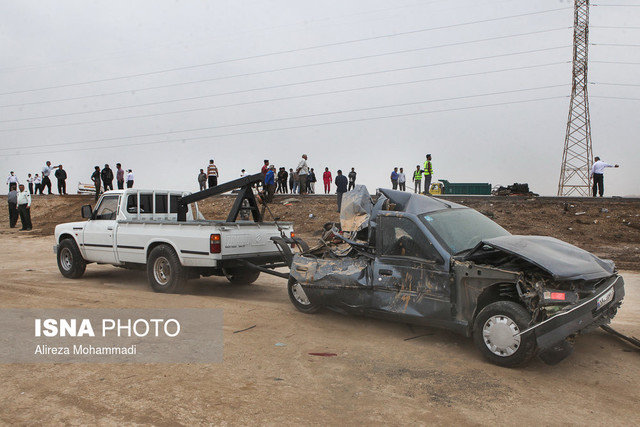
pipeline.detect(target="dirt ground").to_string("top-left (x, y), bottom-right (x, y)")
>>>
top-left (0, 235), bottom-right (638, 425)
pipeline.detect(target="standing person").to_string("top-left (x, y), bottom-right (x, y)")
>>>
top-left (7, 184), bottom-right (18, 228)
top-left (292, 171), bottom-right (300, 194)
top-left (101, 164), bottom-right (114, 191)
top-left (264, 165), bottom-right (276, 203)
top-left (288, 168), bottom-right (295, 193)
top-left (281, 168), bottom-right (289, 194)
top-left (55, 165), bottom-right (68, 195)
top-left (398, 168), bottom-right (406, 191)
top-left (296, 154), bottom-right (309, 195)
top-left (126, 169), bottom-right (135, 188)
top-left (276, 168), bottom-right (285, 193)
top-left (33, 174), bottom-right (41, 195)
top-left (240, 169), bottom-right (246, 177)
top-left (423, 154), bottom-right (433, 194)
top-left (308, 168), bottom-right (317, 194)
top-left (390, 167), bottom-right (399, 190)
top-left (323, 167), bottom-right (332, 194)
top-left (335, 170), bottom-right (348, 213)
top-left (26, 174), bottom-right (34, 195)
top-left (6, 171), bottom-right (19, 187)
top-left (41, 161), bottom-right (59, 195)
top-left (207, 159), bottom-right (219, 188)
top-left (197, 169), bottom-right (207, 191)
top-left (116, 163), bottom-right (125, 189)
top-left (91, 166), bottom-right (101, 200)
top-left (17, 184), bottom-right (32, 231)
top-left (412, 165), bottom-right (422, 193)
top-left (590, 156), bottom-right (619, 197)
top-left (348, 168), bottom-right (357, 191)
top-left (261, 160), bottom-right (270, 176)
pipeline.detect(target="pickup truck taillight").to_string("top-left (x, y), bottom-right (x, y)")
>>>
top-left (290, 231), bottom-right (295, 248)
top-left (210, 234), bottom-right (221, 254)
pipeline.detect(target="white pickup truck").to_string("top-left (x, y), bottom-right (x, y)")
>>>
top-left (54, 182), bottom-right (294, 293)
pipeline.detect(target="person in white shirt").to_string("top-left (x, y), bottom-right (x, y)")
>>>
top-left (398, 167), bottom-right (407, 191)
top-left (41, 160), bottom-right (60, 195)
top-left (16, 184), bottom-right (32, 230)
top-left (296, 154), bottom-right (309, 195)
top-left (126, 169), bottom-right (134, 188)
top-left (590, 156), bottom-right (619, 197)
top-left (33, 174), bottom-right (41, 194)
top-left (26, 174), bottom-right (34, 194)
top-left (6, 171), bottom-right (19, 187)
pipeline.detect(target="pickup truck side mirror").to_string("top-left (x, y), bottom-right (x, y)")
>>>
top-left (81, 204), bottom-right (93, 219)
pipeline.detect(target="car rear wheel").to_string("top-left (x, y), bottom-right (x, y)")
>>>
top-left (57, 239), bottom-right (86, 279)
top-left (147, 245), bottom-right (186, 293)
top-left (223, 268), bottom-right (260, 285)
top-left (287, 277), bottom-right (319, 313)
top-left (473, 300), bottom-right (536, 367)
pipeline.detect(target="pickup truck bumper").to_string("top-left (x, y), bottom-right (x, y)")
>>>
top-left (520, 275), bottom-right (625, 350)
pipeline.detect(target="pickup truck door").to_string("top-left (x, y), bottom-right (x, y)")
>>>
top-left (82, 194), bottom-right (119, 264)
top-left (371, 215), bottom-right (451, 322)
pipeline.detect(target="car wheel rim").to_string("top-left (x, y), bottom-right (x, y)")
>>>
top-left (482, 315), bottom-right (521, 357)
top-left (60, 248), bottom-right (73, 270)
top-left (153, 257), bottom-right (171, 285)
top-left (291, 283), bottom-right (310, 306)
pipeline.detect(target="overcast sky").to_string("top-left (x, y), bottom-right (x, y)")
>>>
top-left (1, 0), bottom-right (638, 196)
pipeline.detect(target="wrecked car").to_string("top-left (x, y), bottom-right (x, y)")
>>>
top-left (287, 187), bottom-right (625, 367)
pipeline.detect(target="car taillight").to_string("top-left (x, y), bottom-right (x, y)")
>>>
top-left (290, 231), bottom-right (295, 248)
top-left (210, 234), bottom-right (221, 254)
top-left (547, 292), bottom-right (566, 301)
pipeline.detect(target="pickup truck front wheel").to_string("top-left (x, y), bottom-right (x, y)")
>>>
top-left (57, 239), bottom-right (86, 279)
top-left (223, 268), bottom-right (260, 285)
top-left (147, 245), bottom-right (186, 293)
top-left (473, 301), bottom-right (536, 367)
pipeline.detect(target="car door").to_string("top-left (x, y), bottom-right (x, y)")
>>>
top-left (82, 194), bottom-right (120, 264)
top-left (371, 214), bottom-right (452, 322)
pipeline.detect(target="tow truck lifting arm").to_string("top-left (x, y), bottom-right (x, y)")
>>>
top-left (176, 173), bottom-right (264, 222)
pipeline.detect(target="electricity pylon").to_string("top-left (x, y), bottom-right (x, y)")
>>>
top-left (558, 0), bottom-right (593, 196)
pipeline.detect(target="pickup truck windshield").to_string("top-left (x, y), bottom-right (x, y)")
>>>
top-left (421, 208), bottom-right (510, 255)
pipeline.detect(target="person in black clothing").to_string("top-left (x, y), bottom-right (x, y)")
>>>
top-left (54, 165), bottom-right (68, 195)
top-left (335, 169), bottom-right (348, 213)
top-left (348, 168), bottom-right (356, 191)
top-left (276, 167), bottom-right (287, 194)
top-left (308, 168), bottom-right (317, 194)
top-left (288, 168), bottom-right (295, 192)
top-left (91, 166), bottom-right (101, 200)
top-left (101, 164), bottom-right (114, 191)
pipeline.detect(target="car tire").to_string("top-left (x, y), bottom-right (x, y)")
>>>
top-left (147, 245), bottom-right (186, 293)
top-left (473, 300), bottom-right (536, 367)
top-left (287, 276), bottom-right (319, 313)
top-left (223, 268), bottom-right (260, 285)
top-left (57, 238), bottom-right (86, 279)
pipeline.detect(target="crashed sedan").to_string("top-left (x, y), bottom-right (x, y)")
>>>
top-left (287, 187), bottom-right (625, 367)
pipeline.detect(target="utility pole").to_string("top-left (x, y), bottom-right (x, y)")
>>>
top-left (558, 0), bottom-right (593, 196)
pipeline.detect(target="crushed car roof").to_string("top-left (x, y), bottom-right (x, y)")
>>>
top-left (378, 189), bottom-right (466, 214)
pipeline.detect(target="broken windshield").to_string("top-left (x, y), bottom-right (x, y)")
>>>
top-left (421, 208), bottom-right (510, 255)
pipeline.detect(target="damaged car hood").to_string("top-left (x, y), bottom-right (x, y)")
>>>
top-left (468, 235), bottom-right (616, 281)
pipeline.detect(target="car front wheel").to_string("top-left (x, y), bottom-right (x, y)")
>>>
top-left (473, 300), bottom-right (536, 367)
top-left (57, 238), bottom-right (86, 279)
top-left (287, 277), bottom-right (320, 313)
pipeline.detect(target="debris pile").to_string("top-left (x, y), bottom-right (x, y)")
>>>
top-left (492, 183), bottom-right (538, 197)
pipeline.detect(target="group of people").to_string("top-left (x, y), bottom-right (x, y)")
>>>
top-left (391, 154), bottom-right (434, 194)
top-left (6, 161), bottom-right (68, 196)
top-left (90, 164), bottom-right (135, 200)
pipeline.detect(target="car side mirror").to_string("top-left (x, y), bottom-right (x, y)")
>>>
top-left (81, 205), bottom-right (93, 219)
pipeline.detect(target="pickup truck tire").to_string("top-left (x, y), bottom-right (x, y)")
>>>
top-left (287, 277), bottom-right (320, 313)
top-left (473, 301), bottom-right (536, 367)
top-left (57, 239), bottom-right (86, 279)
top-left (147, 245), bottom-right (186, 293)
top-left (223, 268), bottom-right (260, 285)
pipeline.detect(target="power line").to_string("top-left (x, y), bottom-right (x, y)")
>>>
top-left (0, 46), bottom-right (570, 123)
top-left (0, 84), bottom-right (565, 152)
top-left (592, 43), bottom-right (640, 47)
top-left (592, 60), bottom-right (640, 64)
top-left (590, 81), bottom-right (640, 86)
top-left (592, 95), bottom-right (640, 100)
top-left (0, 28), bottom-right (569, 109)
top-left (591, 25), bottom-right (640, 29)
top-left (0, 62), bottom-right (568, 133)
top-left (0, 7), bottom-right (571, 97)
top-left (4, 95), bottom-right (567, 157)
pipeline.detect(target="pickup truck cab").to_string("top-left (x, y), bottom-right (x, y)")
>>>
top-left (54, 188), bottom-right (292, 292)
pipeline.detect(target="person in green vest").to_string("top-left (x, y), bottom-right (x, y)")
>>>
top-left (423, 154), bottom-right (433, 194)
top-left (412, 165), bottom-right (422, 193)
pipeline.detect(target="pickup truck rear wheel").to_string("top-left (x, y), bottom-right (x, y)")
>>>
top-left (473, 301), bottom-right (536, 367)
top-left (287, 277), bottom-right (320, 313)
top-left (223, 268), bottom-right (260, 285)
top-left (147, 245), bottom-right (186, 293)
top-left (57, 239), bottom-right (86, 279)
